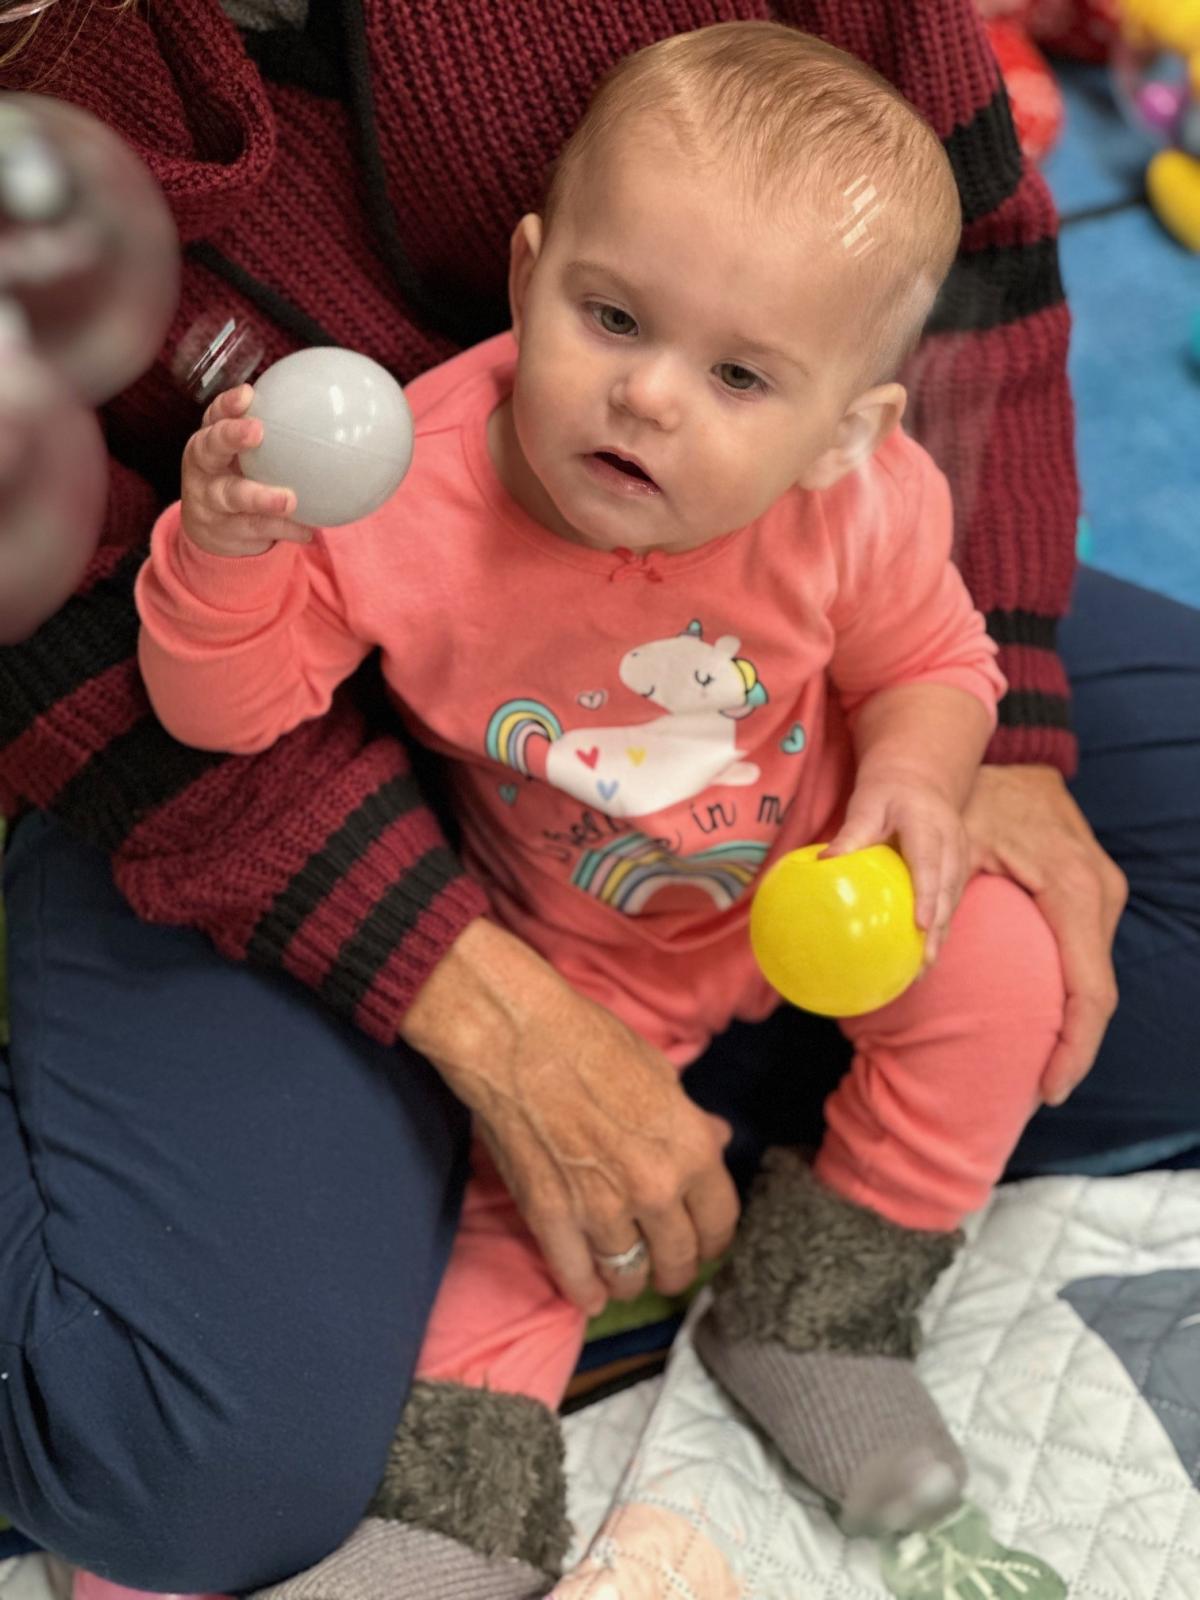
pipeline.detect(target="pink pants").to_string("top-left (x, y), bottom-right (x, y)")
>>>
top-left (416, 874), bottom-right (1064, 1411)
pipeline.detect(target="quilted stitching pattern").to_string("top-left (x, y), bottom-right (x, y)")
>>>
top-left (1059, 1268), bottom-right (1200, 1487)
top-left (562, 1172), bottom-right (1200, 1597)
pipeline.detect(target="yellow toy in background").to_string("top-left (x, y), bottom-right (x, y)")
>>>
top-left (750, 843), bottom-right (925, 1018)
top-left (1118, 0), bottom-right (1200, 250)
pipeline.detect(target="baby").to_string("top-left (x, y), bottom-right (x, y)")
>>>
top-left (137, 20), bottom-right (1064, 1593)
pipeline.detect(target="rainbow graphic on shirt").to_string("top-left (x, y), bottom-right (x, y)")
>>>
top-left (485, 699), bottom-right (561, 775)
top-left (572, 832), bottom-right (770, 913)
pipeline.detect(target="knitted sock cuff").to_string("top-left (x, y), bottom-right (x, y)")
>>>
top-left (369, 1381), bottom-right (571, 1576)
top-left (710, 1150), bottom-right (962, 1358)
top-left (253, 1518), bottom-right (555, 1600)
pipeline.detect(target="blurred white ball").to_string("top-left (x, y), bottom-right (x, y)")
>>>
top-left (239, 348), bottom-right (414, 526)
top-left (0, 94), bottom-right (180, 404)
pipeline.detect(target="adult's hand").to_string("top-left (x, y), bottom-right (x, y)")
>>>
top-left (402, 918), bottom-right (739, 1316)
top-left (963, 764), bottom-right (1128, 1107)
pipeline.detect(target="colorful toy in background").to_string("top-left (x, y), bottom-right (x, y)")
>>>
top-left (1114, 0), bottom-right (1200, 249)
top-left (972, 0), bottom-right (1200, 246)
top-left (750, 843), bottom-right (925, 1018)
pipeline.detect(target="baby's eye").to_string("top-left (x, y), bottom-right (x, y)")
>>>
top-left (694, 670), bottom-right (714, 687)
top-left (592, 303), bottom-right (638, 337)
top-left (716, 362), bottom-right (764, 393)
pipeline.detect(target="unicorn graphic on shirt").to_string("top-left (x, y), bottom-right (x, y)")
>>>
top-left (485, 621), bottom-right (768, 819)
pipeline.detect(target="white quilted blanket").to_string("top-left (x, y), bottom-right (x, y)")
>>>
top-left (3, 1173), bottom-right (1197, 1600)
top-left (559, 1171), bottom-right (1200, 1598)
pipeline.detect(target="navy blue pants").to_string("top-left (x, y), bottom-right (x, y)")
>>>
top-left (2, 569), bottom-right (1199, 1590)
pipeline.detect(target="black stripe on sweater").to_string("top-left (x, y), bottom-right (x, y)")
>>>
top-left (188, 243), bottom-right (342, 352)
top-left (318, 844), bottom-right (463, 1017)
top-left (943, 86), bottom-right (1024, 228)
top-left (53, 717), bottom-right (225, 849)
top-left (997, 690), bottom-right (1071, 731)
top-left (0, 550), bottom-right (144, 749)
top-left (246, 769), bottom-right (425, 965)
top-left (338, 0), bottom-right (508, 348)
top-left (985, 610), bottom-right (1059, 651)
top-left (925, 237), bottom-right (1064, 336)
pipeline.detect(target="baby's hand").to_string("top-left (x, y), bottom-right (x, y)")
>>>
top-left (180, 384), bottom-right (314, 558)
top-left (822, 773), bottom-right (968, 966)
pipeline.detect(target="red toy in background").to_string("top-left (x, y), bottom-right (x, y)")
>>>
top-left (973, 0), bottom-right (1121, 161)
top-left (975, 0), bottom-right (1066, 160)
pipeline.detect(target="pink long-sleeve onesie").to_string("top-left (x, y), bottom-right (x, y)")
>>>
top-left (138, 333), bottom-right (1064, 1408)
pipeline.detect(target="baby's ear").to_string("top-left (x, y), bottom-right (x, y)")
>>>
top-left (508, 214), bottom-right (543, 343)
top-left (799, 383), bottom-right (906, 491)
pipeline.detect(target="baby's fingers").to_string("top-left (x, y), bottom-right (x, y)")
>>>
top-left (210, 511), bottom-right (314, 549)
top-left (186, 415), bottom-right (265, 479)
top-left (898, 820), bottom-right (942, 934)
top-left (240, 515), bottom-right (315, 547)
top-left (207, 474), bottom-right (296, 522)
top-left (201, 383), bottom-right (255, 428)
top-left (922, 836), bottom-right (968, 967)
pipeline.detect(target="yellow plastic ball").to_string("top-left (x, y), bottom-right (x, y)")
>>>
top-left (750, 843), bottom-right (925, 1017)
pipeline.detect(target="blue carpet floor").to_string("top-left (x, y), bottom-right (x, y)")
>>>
top-left (1044, 64), bottom-right (1200, 607)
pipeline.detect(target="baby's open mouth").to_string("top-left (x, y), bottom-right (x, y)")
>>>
top-left (594, 450), bottom-right (656, 486)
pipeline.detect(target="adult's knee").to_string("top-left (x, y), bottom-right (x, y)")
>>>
top-left (5, 1293), bottom-right (401, 1593)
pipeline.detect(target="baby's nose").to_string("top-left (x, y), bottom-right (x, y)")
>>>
top-left (613, 359), bottom-right (682, 429)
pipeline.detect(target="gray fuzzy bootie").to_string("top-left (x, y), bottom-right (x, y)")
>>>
top-left (255, 1382), bottom-right (570, 1600)
top-left (693, 1150), bottom-right (966, 1536)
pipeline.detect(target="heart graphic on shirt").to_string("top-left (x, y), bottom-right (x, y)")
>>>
top-left (577, 747), bottom-right (600, 769)
top-left (626, 747), bottom-right (647, 766)
top-left (780, 723), bottom-right (807, 755)
top-left (578, 690), bottom-right (607, 710)
top-left (498, 783), bottom-right (519, 805)
top-left (598, 779), bottom-right (619, 803)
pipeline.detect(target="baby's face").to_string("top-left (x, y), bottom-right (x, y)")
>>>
top-left (502, 130), bottom-right (884, 555)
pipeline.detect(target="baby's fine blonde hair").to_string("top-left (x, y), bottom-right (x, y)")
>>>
top-left (544, 21), bottom-right (963, 382)
top-left (0, 0), bottom-right (138, 71)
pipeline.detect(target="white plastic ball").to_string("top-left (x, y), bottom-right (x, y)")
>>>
top-left (239, 348), bottom-right (414, 526)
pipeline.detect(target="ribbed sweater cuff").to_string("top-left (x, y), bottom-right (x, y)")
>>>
top-left (987, 639), bottom-right (1076, 777)
top-left (314, 855), bottom-right (490, 1043)
top-left (985, 722), bottom-right (1077, 778)
top-left (222, 761), bottom-right (494, 1041)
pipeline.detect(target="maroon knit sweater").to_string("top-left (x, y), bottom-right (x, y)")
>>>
top-left (0, 0), bottom-right (1079, 1047)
